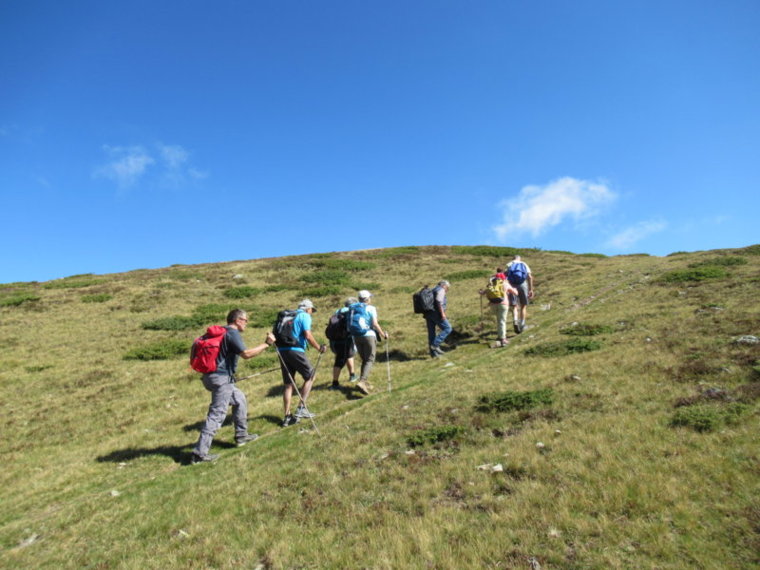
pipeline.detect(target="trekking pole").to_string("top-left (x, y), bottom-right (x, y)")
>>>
top-left (235, 367), bottom-right (279, 382)
top-left (385, 334), bottom-right (392, 393)
top-left (275, 350), bottom-right (321, 436)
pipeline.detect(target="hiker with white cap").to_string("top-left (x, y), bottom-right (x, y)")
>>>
top-left (347, 290), bottom-right (387, 395)
top-left (274, 299), bottom-right (327, 427)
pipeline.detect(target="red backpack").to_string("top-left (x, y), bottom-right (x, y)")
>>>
top-left (189, 325), bottom-right (227, 373)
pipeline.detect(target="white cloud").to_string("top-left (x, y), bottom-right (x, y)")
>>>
top-left (159, 144), bottom-right (189, 170)
top-left (94, 143), bottom-right (206, 189)
top-left (93, 145), bottom-right (155, 188)
top-left (606, 220), bottom-right (667, 250)
top-left (493, 177), bottom-right (616, 241)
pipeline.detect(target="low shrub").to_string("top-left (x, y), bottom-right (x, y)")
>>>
top-left (742, 244), bottom-right (760, 256)
top-left (670, 402), bottom-right (751, 432)
top-left (559, 323), bottom-right (613, 336)
top-left (123, 339), bottom-right (188, 361)
top-left (525, 338), bottom-right (602, 357)
top-left (302, 285), bottom-right (344, 298)
top-left (406, 425), bottom-right (467, 448)
top-left (444, 270), bottom-right (487, 281)
top-left (304, 270), bottom-right (351, 286)
top-left (81, 293), bottom-right (113, 303)
top-left (0, 292), bottom-right (41, 307)
top-left (314, 259), bottom-right (376, 271)
top-left (43, 278), bottom-right (107, 289)
top-left (578, 253), bottom-right (607, 258)
top-left (689, 256), bottom-right (747, 268)
top-left (477, 389), bottom-right (554, 413)
top-left (659, 267), bottom-right (729, 283)
top-left (223, 286), bottom-right (261, 299)
top-left (142, 316), bottom-right (201, 331)
top-left (450, 246), bottom-right (520, 257)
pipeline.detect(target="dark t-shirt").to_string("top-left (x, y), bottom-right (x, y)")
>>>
top-left (215, 326), bottom-right (246, 376)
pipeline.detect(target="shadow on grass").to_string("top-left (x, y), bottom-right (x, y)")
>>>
top-left (95, 443), bottom-right (227, 466)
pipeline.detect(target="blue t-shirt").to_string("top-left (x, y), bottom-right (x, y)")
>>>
top-left (277, 309), bottom-right (311, 352)
top-left (215, 326), bottom-right (246, 375)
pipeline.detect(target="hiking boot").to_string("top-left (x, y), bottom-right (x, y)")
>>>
top-left (328, 382), bottom-right (341, 390)
top-left (348, 373), bottom-right (358, 383)
top-left (356, 380), bottom-right (371, 395)
top-left (295, 406), bottom-right (316, 419)
top-left (513, 322), bottom-right (520, 334)
top-left (430, 344), bottom-right (445, 355)
top-left (281, 414), bottom-right (299, 427)
top-left (190, 452), bottom-right (219, 465)
top-left (235, 433), bottom-right (259, 447)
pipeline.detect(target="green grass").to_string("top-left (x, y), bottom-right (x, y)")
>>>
top-left (1, 244), bottom-right (759, 569)
top-left (659, 266), bottom-right (729, 282)
top-left (0, 291), bottom-right (40, 306)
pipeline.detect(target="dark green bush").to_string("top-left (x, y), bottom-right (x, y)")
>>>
top-left (406, 425), bottom-right (467, 448)
top-left (477, 389), bottom-right (554, 413)
top-left (525, 338), bottom-right (602, 357)
top-left (578, 253), bottom-right (607, 258)
top-left (559, 323), bottom-right (613, 336)
top-left (659, 266), bottom-right (728, 283)
top-left (124, 339), bottom-right (188, 361)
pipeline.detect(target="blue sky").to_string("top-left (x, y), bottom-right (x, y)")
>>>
top-left (2, 0), bottom-right (758, 284)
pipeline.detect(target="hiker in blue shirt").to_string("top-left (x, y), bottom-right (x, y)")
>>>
top-left (506, 255), bottom-right (535, 334)
top-left (276, 299), bottom-right (327, 427)
top-left (191, 309), bottom-right (276, 464)
top-left (426, 280), bottom-right (452, 357)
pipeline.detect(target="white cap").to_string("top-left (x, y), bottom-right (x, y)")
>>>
top-left (358, 290), bottom-right (372, 301)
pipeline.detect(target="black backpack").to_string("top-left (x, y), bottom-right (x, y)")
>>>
top-left (412, 286), bottom-right (435, 314)
top-left (325, 310), bottom-right (349, 341)
top-left (273, 310), bottom-right (299, 347)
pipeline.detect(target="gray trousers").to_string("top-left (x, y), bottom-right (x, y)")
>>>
top-left (193, 373), bottom-right (248, 457)
top-left (353, 334), bottom-right (377, 381)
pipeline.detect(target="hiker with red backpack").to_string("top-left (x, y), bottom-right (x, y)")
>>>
top-left (189, 309), bottom-right (276, 464)
top-left (325, 297), bottom-right (358, 390)
top-left (479, 268), bottom-right (518, 347)
top-left (506, 255), bottom-right (535, 334)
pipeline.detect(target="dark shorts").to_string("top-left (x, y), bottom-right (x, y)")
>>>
top-left (330, 339), bottom-right (355, 368)
top-left (278, 349), bottom-right (314, 385)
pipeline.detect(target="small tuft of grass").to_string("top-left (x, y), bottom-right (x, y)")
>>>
top-left (406, 425), bottom-right (467, 448)
top-left (476, 388), bottom-right (554, 413)
top-left (525, 338), bottom-right (602, 356)
top-left (123, 339), bottom-right (188, 361)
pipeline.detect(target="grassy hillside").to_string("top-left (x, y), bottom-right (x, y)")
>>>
top-left (1, 245), bottom-right (758, 569)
